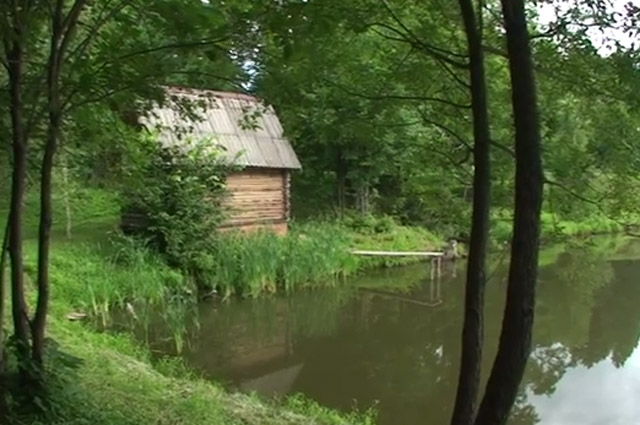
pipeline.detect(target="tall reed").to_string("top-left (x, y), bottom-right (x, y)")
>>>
top-left (202, 223), bottom-right (360, 298)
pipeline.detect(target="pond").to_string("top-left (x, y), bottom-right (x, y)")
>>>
top-left (141, 237), bottom-right (640, 425)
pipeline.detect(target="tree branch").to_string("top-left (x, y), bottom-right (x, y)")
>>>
top-left (66, 0), bottom-right (134, 63)
top-left (416, 107), bottom-right (473, 150)
top-left (490, 139), bottom-right (515, 158)
top-left (79, 36), bottom-right (229, 87)
top-left (379, 0), bottom-right (468, 61)
top-left (325, 79), bottom-right (472, 109)
top-left (58, 0), bottom-right (92, 66)
top-left (64, 69), bottom-right (241, 112)
top-left (370, 22), bottom-right (469, 69)
top-left (543, 177), bottom-right (600, 206)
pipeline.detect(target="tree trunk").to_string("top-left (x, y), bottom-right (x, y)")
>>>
top-left (336, 151), bottom-right (347, 216)
top-left (33, 3), bottom-right (64, 367)
top-left (474, 1), bottom-right (543, 424)
top-left (62, 152), bottom-right (72, 239)
top-left (7, 38), bottom-right (32, 373)
top-left (356, 183), bottom-right (370, 217)
top-left (0, 217), bottom-right (9, 421)
top-left (450, 1), bottom-right (492, 424)
top-left (33, 0), bottom-right (89, 367)
top-left (33, 124), bottom-right (58, 366)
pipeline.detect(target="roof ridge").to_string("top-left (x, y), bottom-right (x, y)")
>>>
top-left (163, 85), bottom-right (260, 102)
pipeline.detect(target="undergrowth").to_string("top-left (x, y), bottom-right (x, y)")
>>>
top-left (491, 209), bottom-right (627, 246)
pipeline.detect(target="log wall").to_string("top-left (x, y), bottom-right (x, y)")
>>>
top-left (221, 167), bottom-right (290, 234)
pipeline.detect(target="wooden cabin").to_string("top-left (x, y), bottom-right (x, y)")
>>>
top-left (145, 87), bottom-right (301, 235)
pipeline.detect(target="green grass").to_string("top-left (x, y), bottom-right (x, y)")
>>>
top-left (196, 217), bottom-right (442, 298)
top-left (4, 210), bottom-right (431, 424)
top-left (7, 311), bottom-right (375, 425)
top-left (491, 209), bottom-right (629, 247)
top-left (47, 237), bottom-right (192, 327)
top-left (7, 216), bottom-right (382, 424)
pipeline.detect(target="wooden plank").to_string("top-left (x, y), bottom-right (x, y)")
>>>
top-left (227, 178), bottom-right (284, 186)
top-left (227, 172), bottom-right (283, 182)
top-left (230, 209), bottom-right (285, 216)
top-left (351, 250), bottom-right (444, 257)
top-left (228, 210), bottom-right (285, 220)
top-left (230, 201), bottom-right (285, 209)
top-left (228, 193), bottom-right (284, 200)
top-left (228, 184), bottom-right (284, 191)
top-left (228, 212), bottom-right (284, 220)
top-left (228, 201), bottom-right (285, 209)
top-left (220, 218), bottom-right (287, 227)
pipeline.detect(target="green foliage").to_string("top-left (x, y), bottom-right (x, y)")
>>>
top-left (121, 135), bottom-right (232, 281)
top-left (491, 209), bottom-right (626, 247)
top-left (196, 217), bottom-right (438, 298)
top-left (252, 0), bottom-right (640, 237)
top-left (47, 235), bottom-right (193, 328)
top-left (284, 393), bottom-right (378, 425)
top-left (344, 215), bottom-right (443, 267)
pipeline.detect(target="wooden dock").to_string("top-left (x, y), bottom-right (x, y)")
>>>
top-left (351, 250), bottom-right (444, 257)
top-left (350, 250), bottom-right (444, 278)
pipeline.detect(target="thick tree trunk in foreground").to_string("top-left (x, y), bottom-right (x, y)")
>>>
top-left (474, 1), bottom-right (543, 424)
top-left (34, 0), bottom-right (89, 367)
top-left (0, 218), bottom-right (9, 420)
top-left (0, 219), bottom-right (9, 365)
top-left (450, 1), bottom-right (492, 424)
top-left (33, 121), bottom-right (58, 366)
top-left (62, 154), bottom-right (72, 239)
top-left (7, 40), bottom-right (32, 370)
top-left (33, 1), bottom-right (63, 368)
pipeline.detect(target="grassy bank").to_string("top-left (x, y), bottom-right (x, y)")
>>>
top-left (491, 209), bottom-right (628, 247)
top-left (7, 306), bottom-right (375, 425)
top-left (6, 213), bottom-right (432, 424)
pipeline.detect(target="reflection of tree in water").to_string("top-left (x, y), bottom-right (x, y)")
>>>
top-left (576, 259), bottom-right (640, 368)
top-left (526, 344), bottom-right (575, 396)
top-left (520, 244), bottom-right (614, 401)
top-left (509, 393), bottom-right (540, 425)
top-left (509, 240), bottom-right (640, 425)
top-left (500, 242), bottom-right (618, 424)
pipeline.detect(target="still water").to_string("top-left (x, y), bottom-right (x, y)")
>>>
top-left (148, 238), bottom-right (640, 425)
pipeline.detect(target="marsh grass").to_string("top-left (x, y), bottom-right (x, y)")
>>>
top-left (204, 219), bottom-right (438, 298)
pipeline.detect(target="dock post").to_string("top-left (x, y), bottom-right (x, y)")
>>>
top-left (430, 257), bottom-right (436, 281)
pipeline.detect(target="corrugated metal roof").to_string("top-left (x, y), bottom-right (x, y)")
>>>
top-left (142, 87), bottom-right (301, 170)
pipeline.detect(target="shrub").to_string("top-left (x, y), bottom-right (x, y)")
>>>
top-left (121, 134), bottom-right (233, 282)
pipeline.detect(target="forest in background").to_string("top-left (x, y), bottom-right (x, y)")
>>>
top-left (1, 0), bottom-right (639, 424)
top-left (2, 1), bottom-right (639, 239)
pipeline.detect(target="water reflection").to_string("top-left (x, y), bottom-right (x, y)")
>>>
top-left (147, 238), bottom-right (640, 425)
